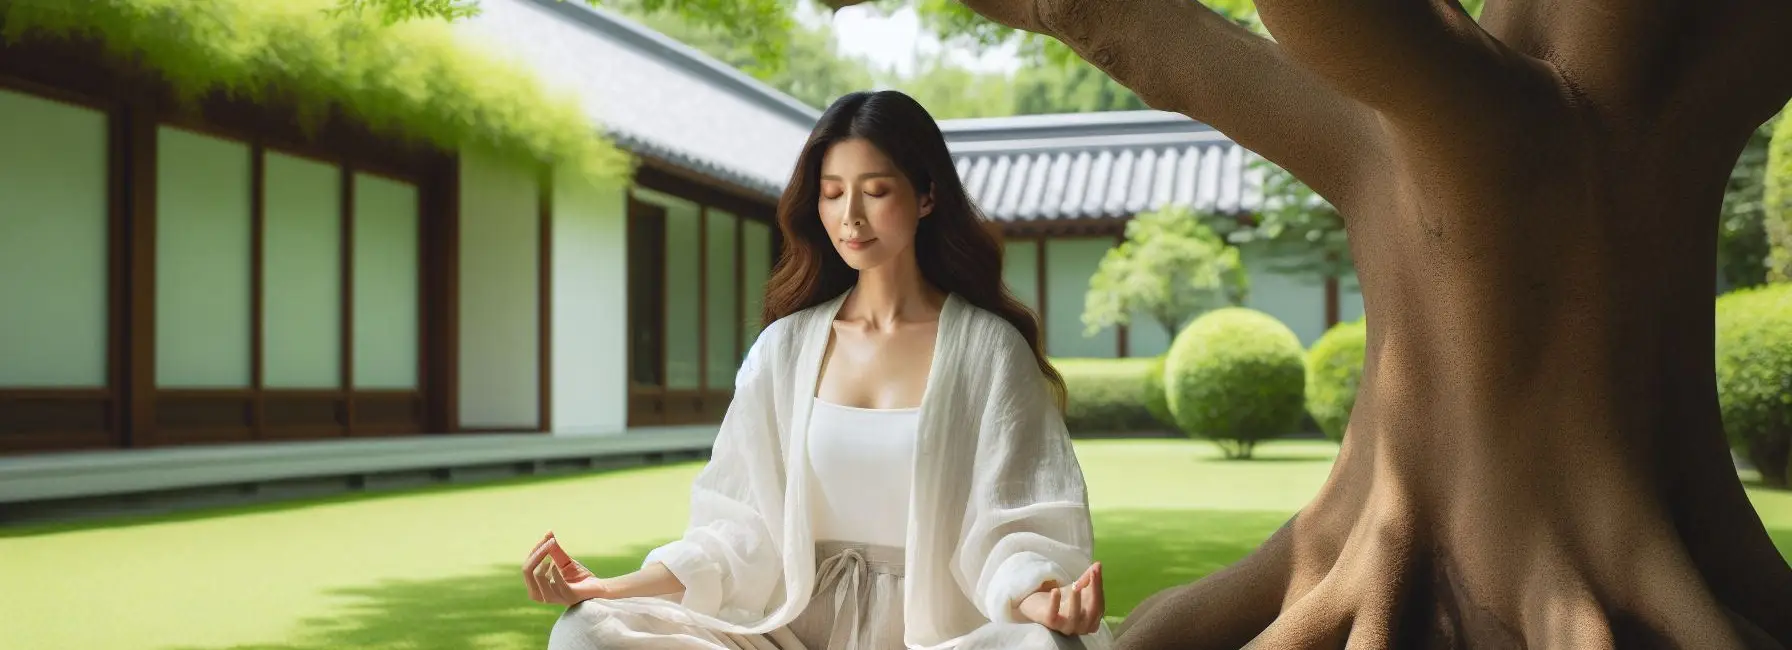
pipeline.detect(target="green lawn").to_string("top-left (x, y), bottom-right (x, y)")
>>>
top-left (2, 439), bottom-right (1788, 650)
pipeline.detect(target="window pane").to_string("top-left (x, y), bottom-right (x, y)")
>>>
top-left (0, 89), bottom-right (108, 388)
top-left (740, 219), bottom-right (772, 356)
top-left (1044, 237), bottom-right (1117, 358)
top-left (662, 201), bottom-right (701, 389)
top-left (627, 201), bottom-right (665, 387)
top-left (156, 127), bottom-right (253, 388)
top-left (353, 173), bottom-right (420, 389)
top-left (705, 211), bottom-right (740, 388)
top-left (261, 152), bottom-right (342, 388)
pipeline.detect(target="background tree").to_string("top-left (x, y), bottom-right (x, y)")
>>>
top-left (1721, 109), bottom-right (1783, 290)
top-left (1082, 206), bottom-right (1248, 338)
top-left (1219, 157), bottom-right (1354, 288)
top-left (1769, 111), bottom-right (1792, 283)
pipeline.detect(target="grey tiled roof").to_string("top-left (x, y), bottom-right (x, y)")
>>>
top-left (458, 0), bottom-right (820, 198)
top-left (941, 111), bottom-right (1262, 222)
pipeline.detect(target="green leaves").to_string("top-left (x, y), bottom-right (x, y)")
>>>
top-left (1222, 158), bottom-right (1353, 285)
top-left (1082, 206), bottom-right (1249, 338)
top-left (1765, 106), bottom-right (1792, 284)
top-left (4, 0), bottom-right (629, 182)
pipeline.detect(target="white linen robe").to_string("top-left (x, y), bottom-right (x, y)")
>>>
top-left (603, 291), bottom-right (1113, 649)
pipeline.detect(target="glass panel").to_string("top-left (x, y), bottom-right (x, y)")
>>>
top-left (740, 219), bottom-right (772, 357)
top-left (1044, 237), bottom-right (1118, 358)
top-left (662, 201), bottom-right (701, 389)
top-left (156, 127), bottom-right (253, 388)
top-left (705, 210), bottom-right (740, 388)
top-left (353, 173), bottom-right (420, 389)
top-left (627, 201), bottom-right (665, 387)
top-left (261, 152), bottom-right (342, 388)
top-left (0, 89), bottom-right (109, 388)
top-left (1002, 239), bottom-right (1039, 314)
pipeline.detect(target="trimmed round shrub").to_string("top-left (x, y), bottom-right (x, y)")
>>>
top-left (1143, 355), bottom-right (1174, 429)
top-left (1055, 358), bottom-right (1166, 436)
top-left (1716, 283), bottom-right (1792, 488)
top-left (1306, 319), bottom-right (1367, 442)
top-left (1165, 308), bottom-right (1307, 459)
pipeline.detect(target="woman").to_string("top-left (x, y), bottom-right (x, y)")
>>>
top-left (524, 90), bottom-right (1112, 650)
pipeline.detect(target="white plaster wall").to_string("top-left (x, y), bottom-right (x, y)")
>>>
top-left (1241, 247), bottom-right (1328, 347)
top-left (550, 171), bottom-right (628, 434)
top-left (458, 150), bottom-right (541, 430)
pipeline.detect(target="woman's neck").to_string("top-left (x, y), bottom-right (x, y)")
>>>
top-left (846, 254), bottom-right (943, 330)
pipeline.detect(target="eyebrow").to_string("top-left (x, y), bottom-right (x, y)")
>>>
top-left (820, 172), bottom-right (898, 181)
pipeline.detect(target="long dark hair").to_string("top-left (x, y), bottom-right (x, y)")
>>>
top-left (761, 90), bottom-right (1066, 411)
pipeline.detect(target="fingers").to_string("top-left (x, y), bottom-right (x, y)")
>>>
top-left (522, 531), bottom-right (558, 602)
top-left (1090, 563), bottom-right (1106, 631)
top-left (544, 533), bottom-right (575, 569)
top-left (545, 562), bottom-right (572, 604)
top-left (531, 556), bottom-right (554, 603)
top-left (1061, 583), bottom-right (1085, 634)
top-left (1044, 587), bottom-right (1063, 630)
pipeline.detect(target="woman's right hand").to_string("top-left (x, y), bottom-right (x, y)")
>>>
top-left (523, 531), bottom-right (615, 605)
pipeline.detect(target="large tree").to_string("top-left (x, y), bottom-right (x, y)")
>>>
top-left (842, 0), bottom-right (1792, 647)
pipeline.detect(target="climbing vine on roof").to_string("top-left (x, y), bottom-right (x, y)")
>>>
top-left (1, 0), bottom-right (629, 182)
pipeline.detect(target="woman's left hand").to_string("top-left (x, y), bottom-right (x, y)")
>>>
top-left (523, 531), bottom-right (614, 606)
top-left (1017, 562), bottom-right (1104, 635)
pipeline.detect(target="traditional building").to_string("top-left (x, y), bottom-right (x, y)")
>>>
top-left (944, 110), bottom-right (1365, 358)
top-left (0, 0), bottom-right (1350, 521)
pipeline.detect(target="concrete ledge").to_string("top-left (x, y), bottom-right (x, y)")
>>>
top-left (0, 427), bottom-right (718, 509)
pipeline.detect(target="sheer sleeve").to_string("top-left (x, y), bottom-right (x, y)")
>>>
top-left (641, 321), bottom-right (789, 622)
top-left (951, 325), bottom-right (1099, 625)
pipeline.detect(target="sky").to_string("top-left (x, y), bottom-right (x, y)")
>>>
top-left (795, 2), bottom-right (1022, 78)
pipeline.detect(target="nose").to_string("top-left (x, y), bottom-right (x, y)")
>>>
top-left (840, 196), bottom-right (866, 228)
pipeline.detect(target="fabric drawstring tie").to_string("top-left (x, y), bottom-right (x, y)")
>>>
top-left (815, 546), bottom-right (867, 650)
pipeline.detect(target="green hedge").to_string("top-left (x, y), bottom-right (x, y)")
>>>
top-left (1053, 357), bottom-right (1170, 436)
top-left (1306, 319), bottom-right (1367, 442)
top-left (1716, 283), bottom-right (1792, 488)
top-left (1, 0), bottom-right (628, 182)
top-left (1164, 308), bottom-right (1306, 459)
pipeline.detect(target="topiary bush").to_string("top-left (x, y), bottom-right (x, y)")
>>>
top-left (1054, 358), bottom-right (1167, 436)
top-left (1306, 318), bottom-right (1367, 442)
top-left (1164, 308), bottom-right (1306, 459)
top-left (1716, 283), bottom-right (1792, 488)
top-left (1142, 355), bottom-right (1173, 429)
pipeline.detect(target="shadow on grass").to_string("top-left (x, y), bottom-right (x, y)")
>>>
top-left (177, 544), bottom-right (662, 650)
top-left (1091, 509), bottom-right (1291, 618)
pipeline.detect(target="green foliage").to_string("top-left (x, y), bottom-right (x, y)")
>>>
top-left (1164, 308), bottom-right (1306, 459)
top-left (1220, 158), bottom-right (1353, 286)
top-left (623, 3), bottom-right (873, 109)
top-left (1767, 106), bottom-right (1792, 284)
top-left (346, 0), bottom-right (791, 63)
top-left (1143, 355), bottom-right (1173, 428)
top-left (1054, 358), bottom-right (1168, 435)
top-left (3, 0), bottom-right (628, 182)
top-left (1012, 57), bottom-right (1146, 115)
top-left (1305, 318), bottom-right (1366, 442)
top-left (1716, 284), bottom-right (1792, 488)
top-left (1084, 206), bottom-right (1249, 338)
top-left (1722, 110), bottom-right (1783, 290)
top-left (897, 51), bottom-right (1017, 119)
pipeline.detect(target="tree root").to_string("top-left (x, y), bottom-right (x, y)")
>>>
top-left (1114, 466), bottom-right (1792, 650)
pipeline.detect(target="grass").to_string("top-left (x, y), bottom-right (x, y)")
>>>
top-left (1, 439), bottom-right (1788, 650)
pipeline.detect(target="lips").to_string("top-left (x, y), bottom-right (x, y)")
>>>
top-left (842, 237), bottom-right (878, 250)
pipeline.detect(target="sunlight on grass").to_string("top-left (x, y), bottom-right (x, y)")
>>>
top-left (1, 438), bottom-right (1787, 650)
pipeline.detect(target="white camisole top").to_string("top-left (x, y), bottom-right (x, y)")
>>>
top-left (806, 398), bottom-right (920, 549)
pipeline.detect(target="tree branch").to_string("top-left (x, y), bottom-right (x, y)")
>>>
top-left (1250, 0), bottom-right (1522, 128)
top-left (992, 0), bottom-right (1382, 207)
top-left (1653, 0), bottom-right (1792, 134)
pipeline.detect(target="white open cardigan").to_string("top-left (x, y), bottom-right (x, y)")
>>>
top-left (633, 291), bottom-right (1113, 649)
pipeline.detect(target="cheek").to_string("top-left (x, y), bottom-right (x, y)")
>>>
top-left (869, 202), bottom-right (920, 236)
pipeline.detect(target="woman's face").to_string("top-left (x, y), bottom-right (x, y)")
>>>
top-left (817, 138), bottom-right (933, 271)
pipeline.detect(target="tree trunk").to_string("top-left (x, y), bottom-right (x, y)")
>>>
top-left (1115, 95), bottom-right (1792, 649)
top-left (881, 0), bottom-right (1792, 645)
top-left (1747, 435), bottom-right (1791, 489)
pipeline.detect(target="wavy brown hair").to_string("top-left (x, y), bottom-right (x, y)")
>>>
top-left (759, 90), bottom-right (1065, 411)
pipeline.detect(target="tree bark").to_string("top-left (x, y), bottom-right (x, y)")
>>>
top-left (829, 0), bottom-right (1792, 645)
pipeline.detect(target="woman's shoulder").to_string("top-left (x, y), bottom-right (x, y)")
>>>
top-left (950, 297), bottom-right (1033, 362)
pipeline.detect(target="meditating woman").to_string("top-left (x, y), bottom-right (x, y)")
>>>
top-left (523, 89), bottom-right (1111, 650)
